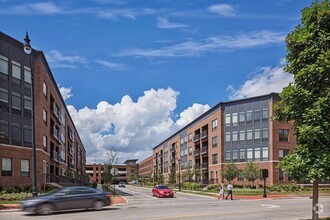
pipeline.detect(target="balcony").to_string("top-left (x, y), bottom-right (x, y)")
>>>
top-left (52, 126), bottom-right (59, 140)
top-left (170, 146), bottom-right (176, 152)
top-left (59, 131), bottom-right (65, 144)
top-left (201, 130), bottom-right (208, 139)
top-left (193, 134), bottom-right (200, 142)
top-left (201, 146), bottom-right (208, 155)
top-left (194, 164), bottom-right (200, 169)
top-left (202, 162), bottom-right (208, 169)
top-left (194, 150), bottom-right (200, 157)
top-left (52, 151), bottom-right (59, 162)
top-left (69, 146), bottom-right (74, 156)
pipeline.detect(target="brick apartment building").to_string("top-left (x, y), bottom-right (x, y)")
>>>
top-left (0, 32), bottom-right (86, 189)
top-left (86, 160), bottom-right (139, 184)
top-left (153, 93), bottom-right (296, 186)
top-left (138, 155), bottom-right (153, 178)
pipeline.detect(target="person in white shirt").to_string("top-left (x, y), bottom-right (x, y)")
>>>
top-left (225, 182), bottom-right (233, 200)
top-left (218, 183), bottom-right (224, 199)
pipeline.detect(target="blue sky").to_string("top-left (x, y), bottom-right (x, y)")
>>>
top-left (1, 0), bottom-right (313, 163)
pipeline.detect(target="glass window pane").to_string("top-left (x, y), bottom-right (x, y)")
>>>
top-left (225, 114), bottom-right (231, 125)
top-left (11, 123), bottom-right (21, 145)
top-left (232, 113), bottom-right (238, 125)
top-left (240, 131), bottom-right (245, 141)
top-left (24, 96), bottom-right (32, 110)
top-left (247, 148), bottom-right (253, 160)
top-left (0, 120), bottom-right (9, 144)
top-left (0, 55), bottom-right (8, 75)
top-left (0, 88), bottom-right (8, 102)
top-left (2, 157), bottom-right (12, 171)
top-left (12, 92), bottom-right (21, 110)
top-left (262, 128), bottom-right (269, 139)
top-left (24, 67), bottom-right (31, 84)
top-left (12, 62), bottom-right (21, 80)
top-left (239, 112), bottom-right (245, 122)
top-left (225, 132), bottom-right (231, 142)
top-left (232, 131), bottom-right (238, 142)
top-left (254, 110), bottom-right (260, 121)
top-left (255, 148), bottom-right (261, 160)
top-left (21, 159), bottom-right (29, 172)
top-left (247, 130), bottom-right (252, 140)
top-left (262, 108), bottom-right (269, 119)
top-left (255, 129), bottom-right (260, 139)
top-left (246, 111), bottom-right (252, 121)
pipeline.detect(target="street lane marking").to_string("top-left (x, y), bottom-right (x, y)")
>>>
top-left (261, 204), bottom-right (280, 208)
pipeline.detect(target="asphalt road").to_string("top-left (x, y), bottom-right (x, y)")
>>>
top-left (1, 185), bottom-right (329, 220)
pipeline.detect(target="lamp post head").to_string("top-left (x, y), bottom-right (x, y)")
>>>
top-left (24, 31), bottom-right (32, 55)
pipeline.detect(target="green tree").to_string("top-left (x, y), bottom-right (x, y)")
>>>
top-left (157, 173), bottom-right (164, 184)
top-left (103, 149), bottom-right (118, 192)
top-left (168, 166), bottom-right (176, 187)
top-left (182, 164), bottom-right (194, 184)
top-left (222, 163), bottom-right (239, 182)
top-left (274, 1), bottom-right (330, 219)
top-left (242, 162), bottom-right (260, 188)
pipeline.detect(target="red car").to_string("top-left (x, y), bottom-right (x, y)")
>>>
top-left (152, 185), bottom-right (174, 198)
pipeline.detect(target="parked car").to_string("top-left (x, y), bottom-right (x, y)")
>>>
top-left (20, 186), bottom-right (111, 215)
top-left (132, 180), bottom-right (139, 185)
top-left (118, 182), bottom-right (126, 187)
top-left (152, 185), bottom-right (174, 198)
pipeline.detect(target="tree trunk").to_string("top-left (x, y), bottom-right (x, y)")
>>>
top-left (312, 178), bottom-right (319, 220)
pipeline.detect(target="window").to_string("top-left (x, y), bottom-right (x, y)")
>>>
top-left (247, 130), bottom-right (252, 140)
top-left (11, 91), bottom-right (21, 116)
top-left (239, 131), bottom-right (245, 141)
top-left (20, 159), bottom-right (30, 177)
top-left (212, 119), bottom-right (218, 131)
top-left (254, 148), bottom-right (261, 161)
top-left (225, 150), bottom-right (231, 162)
top-left (232, 149), bottom-right (238, 162)
top-left (279, 149), bottom-right (289, 161)
top-left (232, 131), bottom-right (238, 142)
top-left (23, 96), bottom-right (32, 118)
top-left (262, 128), bottom-right (269, 139)
top-left (239, 112), bottom-right (245, 123)
top-left (188, 133), bottom-right (192, 142)
top-left (239, 149), bottom-right (245, 162)
top-left (12, 60), bottom-right (21, 84)
top-left (43, 135), bottom-right (47, 151)
top-left (24, 66), bottom-right (31, 88)
top-left (279, 169), bottom-right (284, 181)
top-left (238, 171), bottom-right (244, 181)
top-left (254, 129), bottom-right (260, 140)
top-left (43, 108), bottom-right (47, 124)
top-left (279, 129), bottom-right (289, 142)
top-left (0, 87), bottom-right (9, 113)
top-left (2, 157), bottom-right (12, 176)
top-left (212, 154), bottom-right (218, 164)
top-left (43, 82), bottom-right (47, 98)
top-left (188, 147), bottom-right (192, 155)
top-left (262, 108), bottom-right (269, 120)
top-left (0, 120), bottom-right (9, 144)
top-left (254, 110), bottom-right (260, 121)
top-left (11, 123), bottom-right (21, 146)
top-left (0, 55), bottom-right (9, 79)
top-left (225, 132), bottom-right (231, 142)
top-left (262, 148), bottom-right (269, 160)
top-left (246, 111), bottom-right (252, 122)
top-left (212, 136), bottom-right (218, 147)
top-left (232, 113), bottom-right (238, 126)
top-left (23, 126), bottom-right (32, 147)
top-left (247, 148), bottom-right (253, 161)
top-left (225, 114), bottom-right (231, 126)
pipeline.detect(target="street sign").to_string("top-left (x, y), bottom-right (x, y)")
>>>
top-left (110, 168), bottom-right (119, 176)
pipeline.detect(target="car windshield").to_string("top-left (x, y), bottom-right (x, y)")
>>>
top-left (44, 188), bottom-right (62, 195)
top-left (158, 186), bottom-right (169, 189)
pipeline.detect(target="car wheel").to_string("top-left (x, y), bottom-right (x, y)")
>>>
top-left (36, 204), bottom-right (54, 215)
top-left (92, 200), bottom-right (105, 211)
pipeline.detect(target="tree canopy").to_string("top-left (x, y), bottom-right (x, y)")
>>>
top-left (274, 0), bottom-right (330, 182)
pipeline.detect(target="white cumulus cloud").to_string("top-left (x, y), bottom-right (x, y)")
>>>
top-left (227, 60), bottom-right (294, 100)
top-left (59, 86), bottom-right (73, 101)
top-left (67, 88), bottom-right (210, 164)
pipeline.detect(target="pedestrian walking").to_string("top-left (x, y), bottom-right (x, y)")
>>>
top-left (225, 182), bottom-right (233, 200)
top-left (218, 183), bottom-right (224, 199)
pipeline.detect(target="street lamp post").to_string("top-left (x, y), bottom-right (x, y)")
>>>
top-left (23, 32), bottom-right (37, 197)
top-left (178, 159), bottom-right (181, 191)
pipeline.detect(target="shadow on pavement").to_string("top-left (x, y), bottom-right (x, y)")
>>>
top-left (23, 207), bottom-right (120, 216)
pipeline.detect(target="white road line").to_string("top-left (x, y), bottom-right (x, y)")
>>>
top-left (261, 204), bottom-right (280, 208)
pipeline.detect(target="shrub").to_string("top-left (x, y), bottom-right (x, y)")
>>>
top-left (0, 192), bottom-right (31, 201)
top-left (206, 184), bottom-right (220, 191)
top-left (23, 185), bottom-right (32, 193)
top-left (182, 182), bottom-right (200, 190)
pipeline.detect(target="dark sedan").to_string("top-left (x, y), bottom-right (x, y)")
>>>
top-left (20, 186), bottom-right (111, 215)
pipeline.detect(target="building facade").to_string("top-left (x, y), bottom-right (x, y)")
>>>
top-left (0, 32), bottom-right (86, 189)
top-left (138, 155), bottom-right (153, 178)
top-left (153, 93), bottom-right (296, 186)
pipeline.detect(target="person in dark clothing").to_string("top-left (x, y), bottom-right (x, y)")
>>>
top-left (92, 181), bottom-right (97, 188)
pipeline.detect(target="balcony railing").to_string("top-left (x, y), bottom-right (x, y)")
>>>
top-left (170, 146), bottom-right (175, 152)
top-left (201, 130), bottom-right (207, 139)
top-left (201, 146), bottom-right (208, 154)
top-left (69, 146), bottom-right (74, 156)
top-left (202, 162), bottom-right (208, 169)
top-left (52, 126), bottom-right (59, 140)
top-left (193, 134), bottom-right (200, 142)
top-left (52, 151), bottom-right (59, 162)
top-left (194, 150), bottom-right (200, 157)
